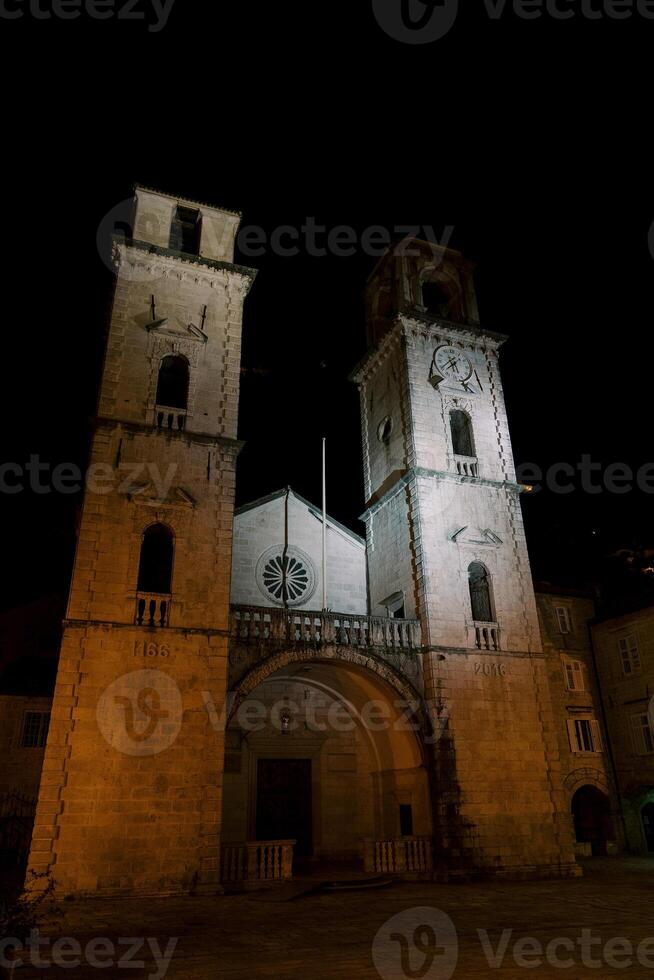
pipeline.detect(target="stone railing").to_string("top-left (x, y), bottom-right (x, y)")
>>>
top-left (155, 404), bottom-right (187, 432)
top-left (135, 592), bottom-right (171, 628)
top-left (231, 606), bottom-right (422, 650)
top-left (364, 837), bottom-right (434, 875)
top-left (468, 621), bottom-right (501, 651)
top-left (221, 839), bottom-right (296, 886)
top-left (453, 454), bottom-right (479, 478)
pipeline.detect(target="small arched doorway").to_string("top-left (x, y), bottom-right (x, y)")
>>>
top-left (571, 785), bottom-right (613, 856)
top-left (642, 801), bottom-right (654, 852)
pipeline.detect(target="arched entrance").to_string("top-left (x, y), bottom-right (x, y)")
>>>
top-left (642, 802), bottom-right (654, 852)
top-left (571, 785), bottom-right (614, 856)
top-left (221, 655), bottom-right (431, 869)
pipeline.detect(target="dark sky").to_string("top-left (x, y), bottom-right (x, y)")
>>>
top-left (1, 0), bottom-right (651, 611)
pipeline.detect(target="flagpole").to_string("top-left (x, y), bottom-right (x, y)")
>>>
top-left (322, 437), bottom-right (327, 611)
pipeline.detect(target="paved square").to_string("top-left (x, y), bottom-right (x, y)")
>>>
top-left (5, 858), bottom-right (654, 978)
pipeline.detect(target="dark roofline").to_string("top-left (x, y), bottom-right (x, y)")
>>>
top-left (534, 581), bottom-right (598, 601)
top-left (591, 594), bottom-right (654, 625)
top-left (234, 487), bottom-right (366, 546)
top-left (134, 184), bottom-right (242, 218)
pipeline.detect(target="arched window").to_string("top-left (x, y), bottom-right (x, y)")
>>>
top-left (421, 279), bottom-right (451, 317)
top-left (156, 355), bottom-right (189, 410)
top-left (468, 562), bottom-right (493, 623)
top-left (450, 409), bottom-right (475, 458)
top-left (137, 523), bottom-right (174, 595)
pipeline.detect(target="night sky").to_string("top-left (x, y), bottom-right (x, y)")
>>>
top-left (1, 0), bottom-right (651, 613)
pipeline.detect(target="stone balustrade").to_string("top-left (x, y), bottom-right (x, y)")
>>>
top-left (453, 454), bottom-right (479, 477)
top-left (469, 621), bottom-right (501, 651)
top-left (154, 404), bottom-right (187, 432)
top-left (221, 839), bottom-right (296, 886)
top-left (231, 605), bottom-right (422, 650)
top-left (135, 592), bottom-right (171, 628)
top-left (364, 836), bottom-right (434, 875)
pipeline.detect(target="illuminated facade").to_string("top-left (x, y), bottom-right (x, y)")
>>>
top-left (20, 193), bottom-right (649, 897)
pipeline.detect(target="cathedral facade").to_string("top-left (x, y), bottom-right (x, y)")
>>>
top-left (26, 187), bottom-right (628, 896)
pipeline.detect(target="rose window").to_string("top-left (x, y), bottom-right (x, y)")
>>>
top-left (256, 546), bottom-right (316, 607)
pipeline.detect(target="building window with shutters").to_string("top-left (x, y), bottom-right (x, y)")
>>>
top-left (618, 634), bottom-right (641, 675)
top-left (555, 605), bottom-right (572, 634)
top-left (21, 711), bottom-right (50, 748)
top-left (567, 716), bottom-right (603, 754)
top-left (563, 657), bottom-right (585, 692)
top-left (631, 713), bottom-right (654, 755)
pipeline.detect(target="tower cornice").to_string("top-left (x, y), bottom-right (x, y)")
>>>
top-left (350, 313), bottom-right (506, 386)
top-left (359, 465), bottom-right (526, 521)
top-left (113, 237), bottom-right (257, 289)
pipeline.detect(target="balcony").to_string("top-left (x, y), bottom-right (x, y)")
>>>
top-left (155, 404), bottom-right (186, 432)
top-left (453, 454), bottom-right (479, 478)
top-left (135, 592), bottom-right (171, 627)
top-left (230, 605), bottom-right (422, 651)
top-left (468, 621), bottom-right (501, 651)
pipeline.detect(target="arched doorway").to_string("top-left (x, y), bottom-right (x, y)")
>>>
top-left (221, 658), bottom-right (431, 869)
top-left (642, 802), bottom-right (654, 852)
top-left (571, 785), bottom-right (614, 856)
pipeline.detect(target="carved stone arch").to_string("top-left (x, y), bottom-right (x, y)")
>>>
top-left (442, 394), bottom-right (474, 417)
top-left (228, 646), bottom-right (432, 746)
top-left (419, 261), bottom-right (460, 298)
top-left (564, 768), bottom-right (611, 801)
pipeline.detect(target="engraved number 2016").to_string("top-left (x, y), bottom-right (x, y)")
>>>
top-left (474, 662), bottom-right (506, 677)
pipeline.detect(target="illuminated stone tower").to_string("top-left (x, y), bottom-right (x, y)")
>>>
top-left (353, 240), bottom-right (578, 876)
top-left (28, 187), bottom-right (256, 896)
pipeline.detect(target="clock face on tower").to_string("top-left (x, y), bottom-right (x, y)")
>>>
top-left (433, 345), bottom-right (472, 383)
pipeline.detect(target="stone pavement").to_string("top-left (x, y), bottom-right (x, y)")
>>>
top-left (4, 857), bottom-right (654, 978)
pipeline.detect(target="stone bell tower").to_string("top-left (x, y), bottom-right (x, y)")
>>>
top-left (353, 240), bottom-right (578, 877)
top-left (28, 187), bottom-right (256, 896)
